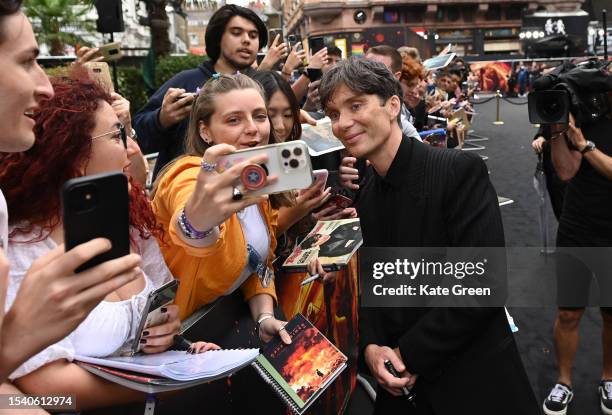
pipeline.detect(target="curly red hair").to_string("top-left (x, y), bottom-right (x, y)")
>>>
top-left (400, 56), bottom-right (426, 84)
top-left (0, 70), bottom-right (161, 244)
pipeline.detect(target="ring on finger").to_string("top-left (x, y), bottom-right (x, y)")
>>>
top-left (278, 325), bottom-right (287, 334)
top-left (232, 186), bottom-right (243, 201)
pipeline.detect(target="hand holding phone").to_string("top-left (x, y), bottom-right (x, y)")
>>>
top-left (217, 141), bottom-right (314, 197)
top-left (62, 172), bottom-right (130, 272)
top-left (132, 279), bottom-right (179, 355)
top-left (160, 88), bottom-right (194, 129)
top-left (98, 42), bottom-right (122, 62)
top-left (83, 62), bottom-right (114, 93)
top-left (294, 170), bottom-right (331, 214)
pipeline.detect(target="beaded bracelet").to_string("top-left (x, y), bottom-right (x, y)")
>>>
top-left (177, 208), bottom-right (215, 239)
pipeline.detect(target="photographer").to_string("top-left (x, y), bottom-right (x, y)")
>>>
top-left (543, 105), bottom-right (612, 414)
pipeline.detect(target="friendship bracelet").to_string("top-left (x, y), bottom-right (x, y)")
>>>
top-left (177, 208), bottom-right (215, 239)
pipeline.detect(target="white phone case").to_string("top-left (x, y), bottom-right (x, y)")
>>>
top-left (217, 140), bottom-right (314, 196)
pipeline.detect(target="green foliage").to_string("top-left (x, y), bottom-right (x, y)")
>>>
top-left (40, 54), bottom-right (209, 116)
top-left (117, 66), bottom-right (149, 113)
top-left (155, 54), bottom-right (207, 87)
top-left (25, 0), bottom-right (96, 55)
top-left (43, 64), bottom-right (148, 115)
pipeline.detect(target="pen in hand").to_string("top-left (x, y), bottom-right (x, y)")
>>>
top-left (301, 273), bottom-right (320, 286)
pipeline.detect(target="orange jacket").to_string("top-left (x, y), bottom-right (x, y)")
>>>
top-left (152, 156), bottom-right (278, 320)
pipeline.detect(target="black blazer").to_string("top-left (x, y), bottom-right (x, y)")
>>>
top-left (357, 138), bottom-right (539, 414)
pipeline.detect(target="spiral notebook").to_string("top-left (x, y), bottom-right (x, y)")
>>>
top-left (76, 348), bottom-right (259, 382)
top-left (252, 314), bottom-right (347, 414)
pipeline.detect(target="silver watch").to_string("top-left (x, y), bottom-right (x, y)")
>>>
top-left (580, 140), bottom-right (596, 154)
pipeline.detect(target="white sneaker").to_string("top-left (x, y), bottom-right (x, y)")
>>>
top-left (543, 383), bottom-right (573, 415)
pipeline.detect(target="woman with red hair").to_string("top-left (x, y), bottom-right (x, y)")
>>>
top-left (0, 73), bottom-right (217, 410)
top-left (399, 55), bottom-right (428, 131)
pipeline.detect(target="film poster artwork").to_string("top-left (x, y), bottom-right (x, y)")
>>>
top-left (469, 61), bottom-right (512, 92)
top-left (263, 314), bottom-right (347, 405)
top-left (276, 256), bottom-right (360, 414)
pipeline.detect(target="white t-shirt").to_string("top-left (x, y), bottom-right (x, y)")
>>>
top-left (5, 226), bottom-right (174, 380)
top-left (224, 205), bottom-right (270, 295)
top-left (0, 189), bottom-right (8, 250)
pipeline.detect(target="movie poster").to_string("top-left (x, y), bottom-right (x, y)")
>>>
top-left (469, 61), bottom-right (512, 92)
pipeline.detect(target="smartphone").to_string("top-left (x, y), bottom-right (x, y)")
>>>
top-left (309, 36), bottom-right (326, 54)
top-left (268, 28), bottom-right (283, 48)
top-left (306, 68), bottom-right (323, 82)
top-left (83, 62), bottom-right (114, 93)
top-left (62, 172), bottom-right (130, 273)
top-left (131, 279), bottom-right (179, 355)
top-left (99, 42), bottom-right (122, 62)
top-left (256, 52), bottom-right (266, 66)
top-left (174, 92), bottom-right (196, 105)
top-left (217, 141), bottom-right (314, 197)
top-left (312, 169), bottom-right (329, 188)
top-left (287, 34), bottom-right (302, 50)
top-left (328, 194), bottom-right (352, 209)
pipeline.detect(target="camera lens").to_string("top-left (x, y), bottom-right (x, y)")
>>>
top-left (538, 95), bottom-right (565, 122)
top-left (281, 149), bottom-right (291, 158)
top-left (293, 147), bottom-right (303, 156)
top-left (289, 159), bottom-right (299, 168)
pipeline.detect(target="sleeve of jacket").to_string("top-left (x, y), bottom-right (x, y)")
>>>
top-left (133, 78), bottom-right (181, 155)
top-left (398, 152), bottom-right (505, 377)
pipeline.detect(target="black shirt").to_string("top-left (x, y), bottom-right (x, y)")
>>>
top-left (558, 117), bottom-right (612, 244)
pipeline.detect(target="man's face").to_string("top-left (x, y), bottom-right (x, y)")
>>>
top-left (365, 52), bottom-right (400, 79)
top-left (0, 12), bottom-right (53, 152)
top-left (325, 83), bottom-right (399, 159)
top-left (437, 75), bottom-right (451, 91)
top-left (322, 53), bottom-right (341, 73)
top-left (219, 16), bottom-right (259, 70)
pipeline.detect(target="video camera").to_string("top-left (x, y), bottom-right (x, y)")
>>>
top-left (528, 60), bottom-right (612, 127)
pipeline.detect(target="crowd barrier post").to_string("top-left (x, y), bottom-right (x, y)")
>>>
top-left (493, 90), bottom-right (504, 125)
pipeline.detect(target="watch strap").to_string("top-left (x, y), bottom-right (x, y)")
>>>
top-left (580, 140), bottom-right (595, 154)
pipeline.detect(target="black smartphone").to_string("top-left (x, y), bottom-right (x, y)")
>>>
top-left (62, 172), bottom-right (130, 273)
top-left (306, 68), bottom-right (323, 82)
top-left (309, 36), bottom-right (326, 54)
top-left (131, 279), bottom-right (179, 355)
top-left (268, 28), bottom-right (283, 48)
top-left (287, 34), bottom-right (302, 50)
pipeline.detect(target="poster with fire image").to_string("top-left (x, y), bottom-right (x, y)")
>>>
top-left (253, 314), bottom-right (347, 414)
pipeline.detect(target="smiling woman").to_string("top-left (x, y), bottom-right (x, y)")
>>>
top-left (0, 72), bottom-right (194, 410)
top-left (0, 9), bottom-right (53, 153)
top-left (151, 74), bottom-right (291, 344)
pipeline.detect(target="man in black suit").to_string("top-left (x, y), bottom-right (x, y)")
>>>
top-left (319, 58), bottom-right (539, 414)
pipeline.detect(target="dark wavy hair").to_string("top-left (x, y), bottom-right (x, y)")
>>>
top-left (0, 0), bottom-right (22, 43)
top-left (204, 4), bottom-right (267, 64)
top-left (251, 71), bottom-right (302, 143)
top-left (0, 70), bottom-right (162, 244)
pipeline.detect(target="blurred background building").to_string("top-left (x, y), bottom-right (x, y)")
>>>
top-left (281, 0), bottom-right (608, 60)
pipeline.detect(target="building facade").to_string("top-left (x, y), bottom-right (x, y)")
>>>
top-left (284, 0), bottom-right (588, 59)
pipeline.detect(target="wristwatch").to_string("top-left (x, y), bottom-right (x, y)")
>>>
top-left (580, 140), bottom-right (596, 154)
